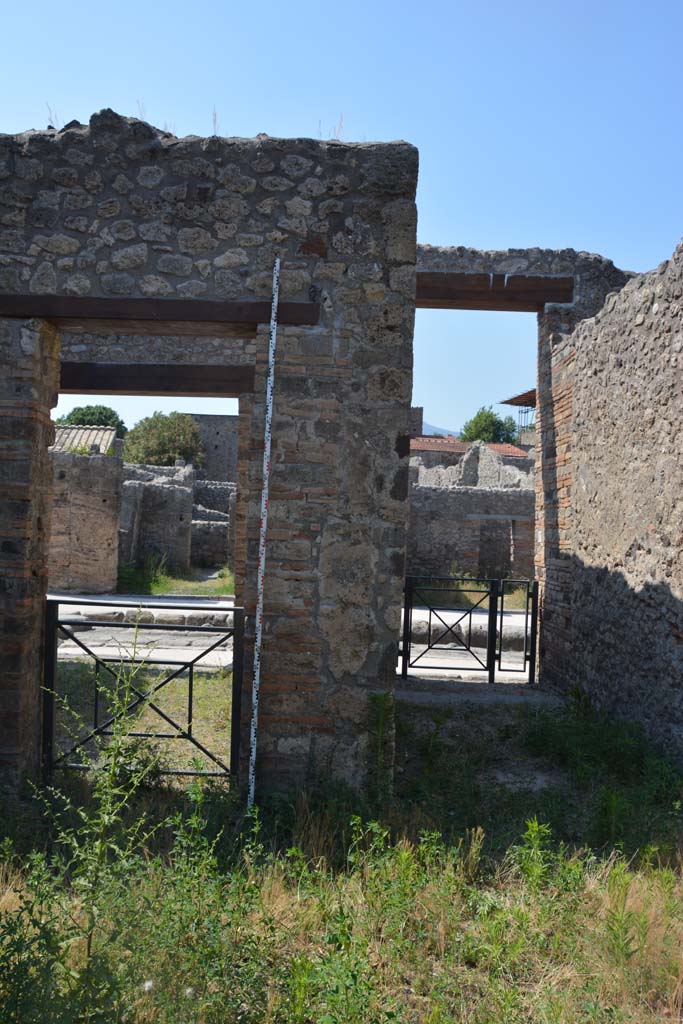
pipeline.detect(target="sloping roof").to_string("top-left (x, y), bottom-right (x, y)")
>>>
top-left (410, 436), bottom-right (530, 459)
top-left (51, 425), bottom-right (116, 454)
top-left (487, 442), bottom-right (531, 458)
top-left (501, 388), bottom-right (536, 407)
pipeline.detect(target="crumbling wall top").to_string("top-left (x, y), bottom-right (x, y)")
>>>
top-left (0, 110), bottom-right (418, 304)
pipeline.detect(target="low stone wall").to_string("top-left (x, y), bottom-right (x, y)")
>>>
top-left (412, 443), bottom-right (534, 488)
top-left (48, 451), bottom-right (122, 592)
top-left (194, 479), bottom-right (234, 515)
top-left (119, 463), bottom-right (193, 573)
top-left (118, 464), bottom-right (234, 572)
top-left (124, 462), bottom-right (195, 486)
top-left (407, 485), bottom-right (535, 580)
top-left (191, 506), bottom-right (230, 567)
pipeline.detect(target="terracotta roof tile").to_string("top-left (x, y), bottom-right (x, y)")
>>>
top-left (51, 425), bottom-right (117, 454)
top-left (410, 436), bottom-right (530, 459)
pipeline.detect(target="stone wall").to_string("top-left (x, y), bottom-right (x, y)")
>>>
top-left (416, 246), bottom-right (632, 684)
top-left (0, 317), bottom-right (59, 776)
top-left (118, 464), bottom-right (234, 572)
top-left (192, 413), bottom-right (239, 482)
top-left (194, 479), bottom-right (233, 514)
top-left (407, 442), bottom-right (535, 580)
top-left (119, 463), bottom-right (193, 573)
top-left (0, 111), bottom-right (418, 789)
top-left (562, 241), bottom-right (683, 752)
top-left (411, 442), bottom-right (534, 488)
top-left (408, 406), bottom-right (423, 437)
top-left (48, 450), bottom-right (122, 592)
top-left (407, 485), bottom-right (535, 580)
top-left (193, 480), bottom-right (237, 569)
top-left (191, 506), bottom-right (230, 567)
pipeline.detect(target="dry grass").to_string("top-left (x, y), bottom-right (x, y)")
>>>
top-left (4, 702), bottom-right (683, 1021)
top-left (117, 562), bottom-right (234, 597)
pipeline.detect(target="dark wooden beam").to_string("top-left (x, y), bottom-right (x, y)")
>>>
top-left (415, 272), bottom-right (574, 312)
top-left (60, 362), bottom-right (255, 397)
top-left (54, 319), bottom-right (257, 339)
top-left (0, 294), bottom-right (320, 332)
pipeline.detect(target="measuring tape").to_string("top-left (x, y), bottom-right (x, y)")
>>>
top-left (246, 255), bottom-right (280, 809)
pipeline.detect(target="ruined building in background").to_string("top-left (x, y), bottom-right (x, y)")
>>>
top-left (408, 437), bottom-right (535, 580)
top-left (1, 109), bottom-right (683, 788)
top-left (190, 412), bottom-right (239, 482)
top-left (47, 436), bottom-right (237, 592)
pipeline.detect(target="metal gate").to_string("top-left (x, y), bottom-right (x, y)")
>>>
top-left (42, 596), bottom-right (244, 780)
top-left (400, 576), bottom-right (538, 684)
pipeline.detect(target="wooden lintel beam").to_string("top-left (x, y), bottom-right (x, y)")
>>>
top-left (53, 318), bottom-right (257, 339)
top-left (0, 294), bottom-right (320, 329)
top-left (415, 272), bottom-right (574, 312)
top-left (60, 362), bottom-right (255, 398)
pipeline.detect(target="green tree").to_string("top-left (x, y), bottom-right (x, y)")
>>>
top-left (56, 404), bottom-right (127, 438)
top-left (122, 412), bottom-right (205, 467)
top-left (460, 406), bottom-right (518, 444)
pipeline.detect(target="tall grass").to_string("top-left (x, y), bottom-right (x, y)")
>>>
top-left (3, 699), bottom-right (683, 1021)
top-left (117, 557), bottom-right (234, 597)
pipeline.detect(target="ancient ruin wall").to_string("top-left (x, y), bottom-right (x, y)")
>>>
top-left (191, 413), bottom-right (239, 482)
top-left (568, 242), bottom-right (683, 750)
top-left (0, 112), bottom-right (418, 788)
top-left (0, 318), bottom-right (59, 775)
top-left (119, 463), bottom-right (194, 573)
top-left (407, 485), bottom-right (535, 579)
top-left (48, 451), bottom-right (122, 592)
top-left (417, 245), bottom-right (632, 683)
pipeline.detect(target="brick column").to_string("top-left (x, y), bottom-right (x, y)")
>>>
top-left (535, 257), bottom-right (631, 690)
top-left (0, 318), bottom-right (59, 777)
top-left (235, 309), bottom-right (414, 794)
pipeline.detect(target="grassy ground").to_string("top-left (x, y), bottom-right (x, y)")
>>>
top-left (412, 578), bottom-right (530, 612)
top-left (54, 660), bottom-right (232, 775)
top-left (117, 561), bottom-right (234, 597)
top-left (4, 693), bottom-right (683, 1022)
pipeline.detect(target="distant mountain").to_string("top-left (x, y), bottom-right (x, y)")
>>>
top-left (422, 421), bottom-right (460, 437)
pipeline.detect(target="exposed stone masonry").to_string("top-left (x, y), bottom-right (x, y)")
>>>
top-left (7, 109), bottom-right (681, 783)
top-left (0, 317), bottom-right (59, 775)
top-left (0, 112), bottom-right (418, 788)
top-left (416, 245), bottom-right (632, 685)
top-left (192, 414), bottom-right (239, 482)
top-left (408, 442), bottom-right (535, 580)
top-left (48, 450), bottom-right (122, 592)
top-left (566, 243), bottom-right (683, 751)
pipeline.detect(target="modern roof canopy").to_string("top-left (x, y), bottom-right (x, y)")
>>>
top-left (501, 388), bottom-right (537, 407)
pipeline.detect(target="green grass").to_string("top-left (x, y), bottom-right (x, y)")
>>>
top-left (54, 660), bottom-right (232, 775)
top-left (4, 698), bottom-right (683, 1022)
top-left (117, 560), bottom-right (234, 597)
top-left (412, 577), bottom-right (529, 612)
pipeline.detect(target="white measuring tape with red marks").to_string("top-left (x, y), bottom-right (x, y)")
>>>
top-left (247, 255), bottom-right (280, 809)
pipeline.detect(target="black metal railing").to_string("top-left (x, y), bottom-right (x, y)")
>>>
top-left (498, 578), bottom-right (539, 678)
top-left (42, 596), bottom-right (244, 780)
top-left (400, 575), bottom-right (538, 684)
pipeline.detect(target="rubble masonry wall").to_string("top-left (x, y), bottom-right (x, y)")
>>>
top-left (48, 450), bottom-right (122, 592)
top-left (568, 242), bottom-right (683, 751)
top-left (0, 112), bottom-right (418, 789)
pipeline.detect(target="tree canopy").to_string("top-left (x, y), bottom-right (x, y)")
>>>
top-left (122, 412), bottom-right (205, 467)
top-left (56, 404), bottom-right (127, 438)
top-left (460, 406), bottom-right (518, 444)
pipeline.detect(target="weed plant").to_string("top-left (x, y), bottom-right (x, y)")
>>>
top-left (412, 569), bottom-right (529, 613)
top-left (117, 555), bottom-right (234, 597)
top-left (3, 694), bottom-right (683, 1021)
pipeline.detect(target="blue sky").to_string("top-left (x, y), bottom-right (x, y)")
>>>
top-left (3, 0), bottom-right (681, 432)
